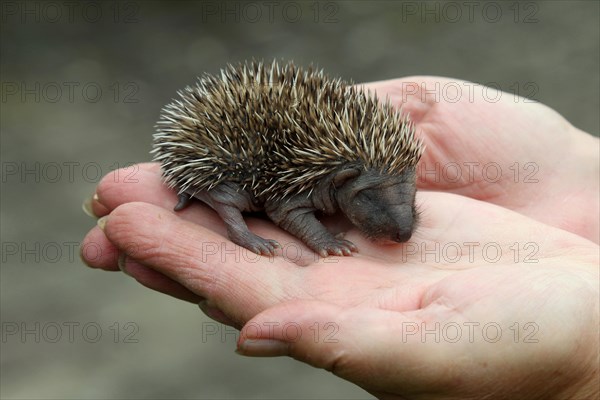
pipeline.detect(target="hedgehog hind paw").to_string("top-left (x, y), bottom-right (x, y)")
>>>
top-left (313, 238), bottom-right (358, 258)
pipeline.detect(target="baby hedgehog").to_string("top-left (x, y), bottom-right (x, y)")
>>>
top-left (152, 60), bottom-right (423, 257)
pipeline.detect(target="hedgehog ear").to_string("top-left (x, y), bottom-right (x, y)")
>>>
top-left (333, 167), bottom-right (361, 188)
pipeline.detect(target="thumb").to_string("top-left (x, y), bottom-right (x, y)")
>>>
top-left (236, 300), bottom-right (456, 396)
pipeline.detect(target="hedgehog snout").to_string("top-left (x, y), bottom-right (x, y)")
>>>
top-left (389, 205), bottom-right (415, 243)
top-left (394, 226), bottom-right (413, 243)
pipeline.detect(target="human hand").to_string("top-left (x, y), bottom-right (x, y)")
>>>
top-left (365, 77), bottom-right (599, 243)
top-left (81, 163), bottom-right (599, 399)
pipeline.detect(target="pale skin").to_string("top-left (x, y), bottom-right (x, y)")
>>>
top-left (81, 77), bottom-right (599, 399)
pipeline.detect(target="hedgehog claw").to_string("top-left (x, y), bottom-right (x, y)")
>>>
top-left (240, 235), bottom-right (280, 257)
top-left (314, 238), bottom-right (358, 258)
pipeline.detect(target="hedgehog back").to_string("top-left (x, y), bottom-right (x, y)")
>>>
top-left (152, 60), bottom-right (421, 201)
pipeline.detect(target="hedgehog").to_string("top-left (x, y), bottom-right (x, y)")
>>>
top-left (152, 60), bottom-right (423, 257)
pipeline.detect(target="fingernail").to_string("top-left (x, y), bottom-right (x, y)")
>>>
top-left (82, 196), bottom-right (96, 218)
top-left (236, 339), bottom-right (289, 357)
top-left (97, 216), bottom-right (108, 231)
top-left (118, 253), bottom-right (130, 275)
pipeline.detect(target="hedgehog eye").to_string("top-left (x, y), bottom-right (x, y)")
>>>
top-left (356, 190), bottom-right (371, 202)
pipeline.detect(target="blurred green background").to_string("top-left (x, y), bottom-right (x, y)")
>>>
top-left (1, 1), bottom-right (598, 399)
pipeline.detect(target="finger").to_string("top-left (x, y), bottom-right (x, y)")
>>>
top-left (101, 201), bottom-right (295, 325)
top-left (81, 224), bottom-right (204, 302)
top-left (85, 163), bottom-right (161, 218)
top-left (236, 300), bottom-right (457, 396)
top-left (80, 226), bottom-right (120, 271)
top-left (95, 162), bottom-right (176, 212)
top-left (120, 256), bottom-right (204, 304)
top-left (360, 77), bottom-right (438, 125)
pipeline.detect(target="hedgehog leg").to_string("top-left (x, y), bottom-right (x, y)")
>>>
top-left (195, 184), bottom-right (280, 257)
top-left (265, 196), bottom-right (358, 258)
top-left (174, 193), bottom-right (192, 211)
top-left (211, 204), bottom-right (280, 256)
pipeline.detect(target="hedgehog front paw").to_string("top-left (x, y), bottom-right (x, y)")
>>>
top-left (230, 233), bottom-right (280, 257)
top-left (313, 238), bottom-right (358, 257)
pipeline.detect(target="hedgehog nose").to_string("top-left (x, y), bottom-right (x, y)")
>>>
top-left (395, 230), bottom-right (412, 243)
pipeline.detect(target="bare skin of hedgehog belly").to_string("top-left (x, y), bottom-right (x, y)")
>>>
top-left (173, 166), bottom-right (417, 257)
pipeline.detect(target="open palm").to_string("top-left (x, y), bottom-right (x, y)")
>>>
top-left (82, 78), bottom-right (599, 399)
